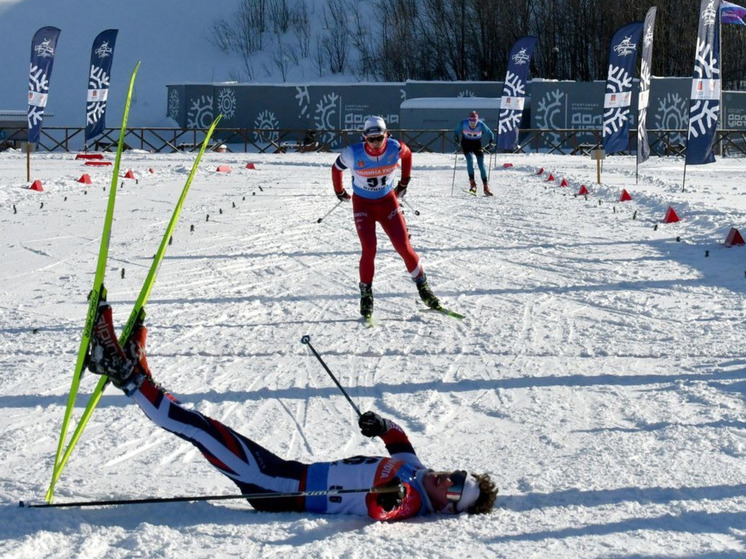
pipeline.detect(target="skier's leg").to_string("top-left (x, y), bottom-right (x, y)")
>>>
top-left (352, 196), bottom-right (377, 285)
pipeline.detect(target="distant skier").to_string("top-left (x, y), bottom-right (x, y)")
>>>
top-left (331, 116), bottom-right (441, 319)
top-left (86, 302), bottom-right (499, 520)
top-left (453, 111), bottom-right (495, 196)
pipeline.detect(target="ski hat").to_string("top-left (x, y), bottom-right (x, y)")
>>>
top-left (363, 116), bottom-right (387, 137)
top-left (468, 111), bottom-right (479, 123)
top-left (452, 473), bottom-right (481, 513)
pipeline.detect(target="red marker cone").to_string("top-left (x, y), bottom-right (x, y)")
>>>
top-left (546, 173), bottom-right (555, 182)
top-left (663, 206), bottom-right (680, 223)
top-left (217, 165), bottom-right (232, 173)
top-left (578, 185), bottom-right (589, 195)
top-left (245, 162), bottom-right (256, 170)
top-left (560, 178), bottom-right (568, 187)
top-left (502, 162), bottom-right (513, 168)
top-left (78, 174), bottom-right (92, 185)
top-left (124, 169), bottom-right (136, 179)
top-left (148, 168), bottom-right (155, 174)
top-left (725, 228), bottom-right (745, 247)
top-left (85, 161), bottom-right (112, 166)
top-left (536, 167), bottom-right (544, 175)
top-left (29, 180), bottom-right (43, 192)
top-left (620, 189), bottom-right (632, 201)
top-left (75, 153), bottom-right (104, 160)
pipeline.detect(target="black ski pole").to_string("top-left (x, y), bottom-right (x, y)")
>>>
top-left (400, 197), bottom-right (420, 216)
top-left (20, 485), bottom-right (401, 509)
top-left (301, 335), bottom-right (361, 416)
top-left (316, 200), bottom-right (344, 223)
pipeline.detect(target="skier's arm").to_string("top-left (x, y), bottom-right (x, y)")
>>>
top-left (397, 141), bottom-right (412, 184)
top-left (332, 155), bottom-right (350, 200)
top-left (365, 477), bottom-right (422, 521)
top-left (358, 411), bottom-right (417, 459)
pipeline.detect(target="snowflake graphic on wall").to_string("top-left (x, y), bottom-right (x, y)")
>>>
top-left (535, 89), bottom-right (566, 145)
top-left (295, 86), bottom-right (310, 118)
top-left (216, 88), bottom-right (237, 119)
top-left (186, 95), bottom-right (214, 128)
top-left (314, 93), bottom-right (341, 147)
top-left (168, 90), bottom-right (180, 121)
top-left (654, 92), bottom-right (688, 146)
top-left (253, 110), bottom-right (279, 143)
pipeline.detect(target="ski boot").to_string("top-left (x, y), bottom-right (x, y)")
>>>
top-left (483, 182), bottom-right (493, 197)
top-left (468, 178), bottom-right (477, 195)
top-left (87, 302), bottom-right (143, 394)
top-left (415, 274), bottom-right (440, 310)
top-left (359, 282), bottom-right (373, 318)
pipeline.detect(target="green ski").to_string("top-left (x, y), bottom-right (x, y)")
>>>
top-left (46, 61), bottom-right (141, 503)
top-left (45, 112), bottom-right (223, 502)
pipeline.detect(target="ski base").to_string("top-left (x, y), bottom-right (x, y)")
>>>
top-left (362, 315), bottom-right (376, 328)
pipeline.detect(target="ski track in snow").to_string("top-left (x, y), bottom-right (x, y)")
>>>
top-left (2, 150), bottom-right (746, 558)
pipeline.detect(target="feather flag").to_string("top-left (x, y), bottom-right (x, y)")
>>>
top-left (686, 0), bottom-right (722, 165)
top-left (637, 8), bottom-right (657, 164)
top-left (85, 29), bottom-right (119, 145)
top-left (722, 0), bottom-right (746, 24)
top-left (28, 26), bottom-right (61, 146)
top-left (602, 22), bottom-right (644, 154)
top-left (496, 36), bottom-right (538, 151)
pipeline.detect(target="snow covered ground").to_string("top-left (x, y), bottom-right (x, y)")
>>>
top-left (1, 148), bottom-right (746, 558)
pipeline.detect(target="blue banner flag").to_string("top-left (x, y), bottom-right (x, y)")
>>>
top-left (637, 8), bottom-right (657, 164)
top-left (602, 22), bottom-right (644, 154)
top-left (722, 0), bottom-right (746, 24)
top-left (85, 29), bottom-right (119, 144)
top-left (496, 36), bottom-right (538, 151)
top-left (686, 0), bottom-right (722, 165)
top-left (28, 26), bottom-right (61, 146)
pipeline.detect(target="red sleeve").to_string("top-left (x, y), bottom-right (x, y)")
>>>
top-left (398, 141), bottom-right (412, 182)
top-left (380, 420), bottom-right (417, 457)
top-left (332, 165), bottom-right (344, 194)
top-left (365, 482), bottom-right (422, 521)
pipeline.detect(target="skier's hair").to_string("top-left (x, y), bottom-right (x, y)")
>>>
top-left (466, 473), bottom-right (498, 514)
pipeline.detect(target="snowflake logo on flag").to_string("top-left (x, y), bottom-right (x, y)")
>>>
top-left (643, 26), bottom-right (654, 49)
top-left (314, 92), bottom-right (341, 146)
top-left (34, 38), bottom-right (55, 58)
top-left (86, 65), bottom-right (111, 125)
top-left (512, 48), bottom-right (531, 66)
top-left (186, 95), bottom-right (214, 128)
top-left (253, 110), bottom-right (279, 144)
top-left (613, 36), bottom-right (637, 56)
top-left (168, 90), bottom-right (180, 120)
top-left (498, 71), bottom-right (525, 135)
top-left (216, 88), bottom-right (237, 119)
top-left (95, 41), bottom-right (113, 59)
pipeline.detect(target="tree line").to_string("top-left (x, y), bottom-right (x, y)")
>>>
top-left (211, 0), bottom-right (746, 89)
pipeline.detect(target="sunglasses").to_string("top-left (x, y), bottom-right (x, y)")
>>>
top-left (445, 470), bottom-right (468, 503)
top-left (366, 135), bottom-right (385, 143)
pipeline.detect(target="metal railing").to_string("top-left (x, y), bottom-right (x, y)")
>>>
top-left (1, 126), bottom-right (744, 157)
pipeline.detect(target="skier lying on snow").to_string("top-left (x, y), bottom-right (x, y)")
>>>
top-left (86, 302), bottom-right (498, 520)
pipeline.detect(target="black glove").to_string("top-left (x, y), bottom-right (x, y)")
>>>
top-left (375, 477), bottom-right (406, 512)
top-left (453, 135), bottom-right (460, 144)
top-left (486, 142), bottom-right (495, 153)
top-left (394, 178), bottom-right (409, 198)
top-left (358, 411), bottom-right (388, 438)
top-left (335, 189), bottom-right (351, 201)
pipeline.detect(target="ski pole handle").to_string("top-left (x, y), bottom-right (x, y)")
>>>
top-left (301, 335), bottom-right (362, 416)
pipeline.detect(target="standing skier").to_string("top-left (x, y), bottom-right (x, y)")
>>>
top-left (332, 116), bottom-right (441, 319)
top-left (86, 302), bottom-right (499, 520)
top-left (453, 111), bottom-right (495, 196)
